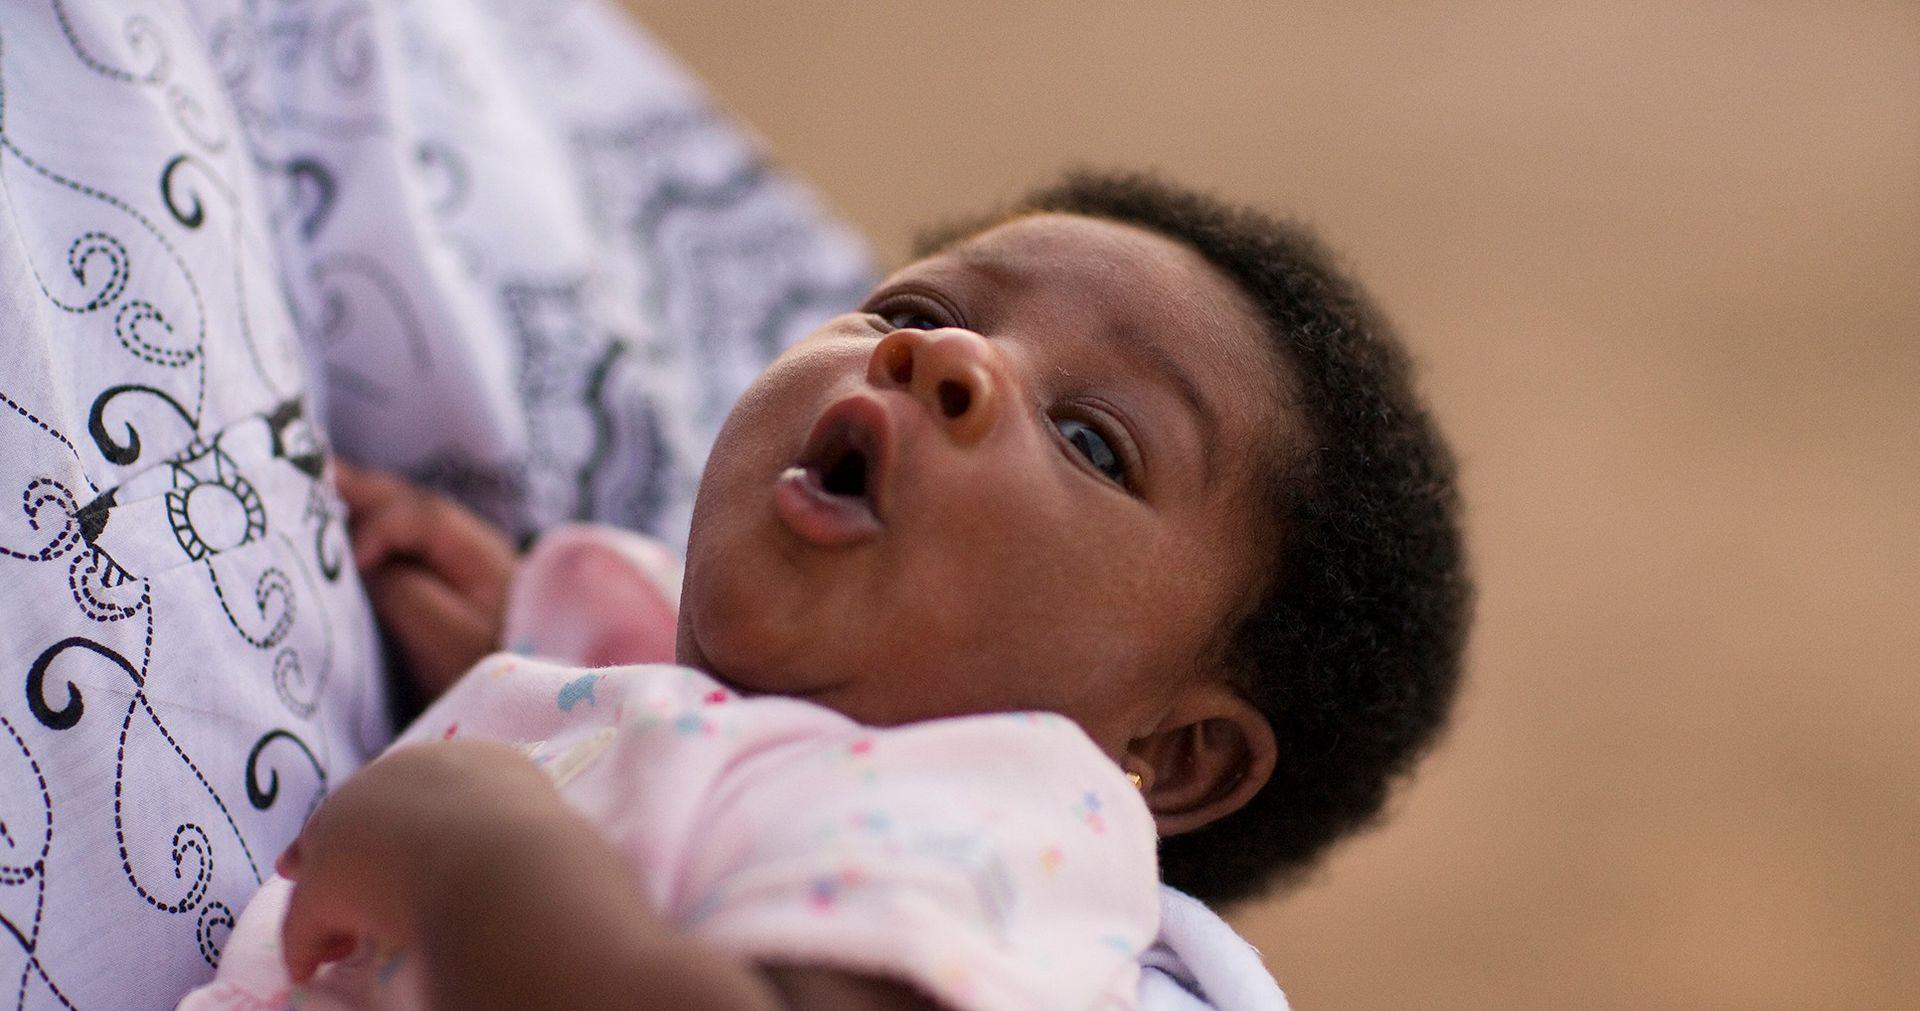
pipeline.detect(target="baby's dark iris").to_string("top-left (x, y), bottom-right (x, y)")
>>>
top-left (886, 311), bottom-right (943, 331)
top-left (1057, 418), bottom-right (1125, 484)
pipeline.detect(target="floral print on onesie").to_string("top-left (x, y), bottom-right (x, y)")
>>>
top-left (181, 655), bottom-right (1159, 1011)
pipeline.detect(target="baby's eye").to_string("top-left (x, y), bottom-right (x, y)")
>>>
top-left (863, 292), bottom-right (953, 332)
top-left (1055, 418), bottom-right (1128, 487)
top-left (882, 310), bottom-right (943, 331)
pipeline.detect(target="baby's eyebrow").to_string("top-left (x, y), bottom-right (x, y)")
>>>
top-left (1113, 324), bottom-right (1220, 490)
top-left (942, 244), bottom-right (1024, 292)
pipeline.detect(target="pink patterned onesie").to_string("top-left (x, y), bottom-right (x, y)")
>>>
top-left (179, 527), bottom-right (1159, 1010)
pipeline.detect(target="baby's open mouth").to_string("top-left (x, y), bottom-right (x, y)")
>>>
top-left (772, 395), bottom-right (889, 547)
top-left (810, 429), bottom-right (871, 500)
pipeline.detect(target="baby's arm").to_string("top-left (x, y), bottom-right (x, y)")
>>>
top-left (278, 740), bottom-right (938, 1010)
top-left (332, 461), bottom-right (518, 699)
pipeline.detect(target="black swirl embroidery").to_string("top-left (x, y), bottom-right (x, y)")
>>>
top-left (244, 728), bottom-right (326, 816)
top-left (568, 109), bottom-right (715, 220)
top-left (271, 541), bottom-right (337, 712)
top-left (88, 383), bottom-right (196, 466)
top-left (67, 545), bottom-right (146, 622)
top-left (322, 4), bottom-right (377, 87)
top-left (54, 3), bottom-right (229, 156)
top-left (51, 231), bottom-right (128, 312)
top-left (311, 253), bottom-right (432, 369)
top-left (2, 478), bottom-right (82, 562)
top-left (0, 714), bottom-right (54, 880)
top-left (1, 37), bottom-right (212, 425)
top-left (0, 387), bottom-right (87, 467)
top-left (25, 637), bottom-right (143, 732)
top-left (162, 154), bottom-right (299, 400)
top-left (585, 346), bottom-right (675, 533)
top-left (282, 156), bottom-right (338, 240)
top-left (576, 341), bottom-right (630, 517)
top-left (51, 3), bottom-right (170, 84)
top-left (270, 649), bottom-right (318, 720)
top-left (196, 900), bottom-right (235, 968)
top-left (208, 565), bottom-right (295, 650)
top-left (116, 695), bottom-right (268, 906)
top-left (160, 154), bottom-right (207, 229)
top-left (415, 139), bottom-right (470, 215)
top-left (225, 7), bottom-right (386, 138)
top-left (114, 298), bottom-right (197, 368)
top-left (629, 161), bottom-right (770, 256)
top-left (0, 716), bottom-right (69, 1004)
top-left (307, 482), bottom-right (345, 582)
top-left (155, 823), bottom-right (211, 914)
top-left (166, 80), bottom-right (228, 154)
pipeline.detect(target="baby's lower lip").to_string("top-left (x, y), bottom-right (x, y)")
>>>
top-left (773, 465), bottom-right (883, 547)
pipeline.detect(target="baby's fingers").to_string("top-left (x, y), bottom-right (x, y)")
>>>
top-left (280, 880), bottom-right (361, 983)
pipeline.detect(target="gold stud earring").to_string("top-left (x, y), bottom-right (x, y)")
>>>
top-left (1126, 771), bottom-right (1144, 790)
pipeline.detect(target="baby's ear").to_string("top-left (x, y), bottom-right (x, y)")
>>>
top-left (1125, 682), bottom-right (1276, 837)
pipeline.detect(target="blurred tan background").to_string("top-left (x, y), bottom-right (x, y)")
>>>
top-left (619, 3), bottom-right (1918, 1008)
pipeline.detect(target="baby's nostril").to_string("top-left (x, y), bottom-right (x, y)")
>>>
top-left (936, 380), bottom-right (971, 419)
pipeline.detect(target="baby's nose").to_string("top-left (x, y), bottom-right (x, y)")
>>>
top-left (866, 327), bottom-right (999, 445)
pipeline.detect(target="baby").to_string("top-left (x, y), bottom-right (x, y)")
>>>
top-left (180, 172), bottom-right (1469, 1010)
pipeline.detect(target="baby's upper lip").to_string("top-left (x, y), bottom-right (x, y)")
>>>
top-left (795, 392), bottom-right (893, 519)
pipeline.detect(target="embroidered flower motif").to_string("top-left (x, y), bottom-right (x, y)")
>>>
top-left (165, 442), bottom-right (266, 561)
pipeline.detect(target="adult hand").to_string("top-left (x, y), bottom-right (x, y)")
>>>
top-left (333, 460), bottom-right (519, 699)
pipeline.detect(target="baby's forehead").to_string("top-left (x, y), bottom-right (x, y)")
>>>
top-left (905, 213), bottom-right (1269, 339)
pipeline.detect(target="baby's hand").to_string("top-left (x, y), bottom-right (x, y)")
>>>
top-left (332, 460), bottom-right (517, 699)
top-left (279, 743), bottom-right (936, 1009)
top-left (277, 740), bottom-right (568, 982)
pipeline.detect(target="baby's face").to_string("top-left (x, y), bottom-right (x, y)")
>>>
top-left (677, 213), bottom-right (1291, 759)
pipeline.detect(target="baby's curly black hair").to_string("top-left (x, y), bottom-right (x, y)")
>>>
top-left (918, 171), bottom-right (1472, 906)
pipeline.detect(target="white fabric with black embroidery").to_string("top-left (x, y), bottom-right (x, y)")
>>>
top-left (0, 0), bottom-right (868, 1005)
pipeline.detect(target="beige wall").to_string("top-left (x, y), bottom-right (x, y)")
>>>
top-left (620, 3), bottom-right (1920, 1008)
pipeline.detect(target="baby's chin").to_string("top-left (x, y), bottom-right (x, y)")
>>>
top-left (675, 599), bottom-right (848, 702)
